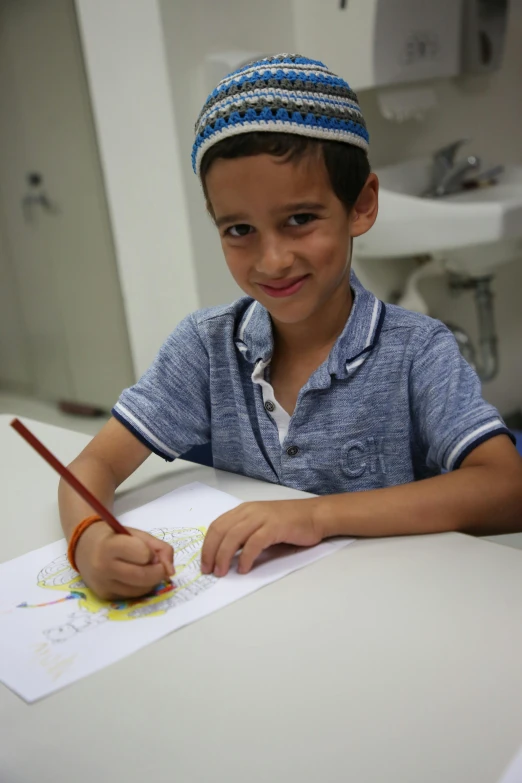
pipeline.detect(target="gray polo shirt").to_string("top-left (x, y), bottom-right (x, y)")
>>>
top-left (113, 272), bottom-right (511, 494)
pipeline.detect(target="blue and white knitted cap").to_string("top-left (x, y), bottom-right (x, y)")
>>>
top-left (192, 53), bottom-right (369, 176)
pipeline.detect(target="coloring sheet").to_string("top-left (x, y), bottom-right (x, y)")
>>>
top-left (0, 482), bottom-right (352, 702)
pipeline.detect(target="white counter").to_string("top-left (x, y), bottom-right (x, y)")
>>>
top-left (2, 415), bottom-right (522, 783)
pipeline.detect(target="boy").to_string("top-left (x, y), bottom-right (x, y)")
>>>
top-left (59, 54), bottom-right (522, 600)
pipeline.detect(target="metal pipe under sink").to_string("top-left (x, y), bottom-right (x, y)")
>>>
top-left (446, 275), bottom-right (498, 382)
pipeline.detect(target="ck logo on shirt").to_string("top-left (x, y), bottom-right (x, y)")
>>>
top-left (342, 437), bottom-right (388, 478)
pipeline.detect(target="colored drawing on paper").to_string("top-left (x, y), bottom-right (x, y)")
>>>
top-left (20, 527), bottom-right (217, 643)
top-left (0, 483), bottom-right (354, 703)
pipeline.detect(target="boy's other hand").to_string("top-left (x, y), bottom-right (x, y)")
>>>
top-left (74, 523), bottom-right (175, 600)
top-left (200, 500), bottom-right (321, 577)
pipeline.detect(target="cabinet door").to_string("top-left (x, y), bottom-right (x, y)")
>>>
top-left (0, 0), bottom-right (134, 408)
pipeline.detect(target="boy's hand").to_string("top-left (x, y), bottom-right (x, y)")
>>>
top-left (200, 500), bottom-right (322, 577)
top-left (74, 523), bottom-right (175, 600)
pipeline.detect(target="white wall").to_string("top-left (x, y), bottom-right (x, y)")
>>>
top-left (0, 216), bottom-right (32, 392)
top-left (159, 0), bottom-right (295, 309)
top-left (75, 0), bottom-right (199, 378)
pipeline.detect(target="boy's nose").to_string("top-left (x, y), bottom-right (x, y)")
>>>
top-left (256, 239), bottom-right (294, 277)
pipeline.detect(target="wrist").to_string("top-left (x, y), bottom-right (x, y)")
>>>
top-left (309, 495), bottom-right (351, 539)
top-left (70, 519), bottom-right (109, 571)
top-left (309, 496), bottom-right (335, 539)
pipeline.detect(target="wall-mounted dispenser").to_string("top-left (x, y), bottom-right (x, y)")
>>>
top-left (461, 0), bottom-right (510, 75)
top-left (292, 0), bottom-right (465, 91)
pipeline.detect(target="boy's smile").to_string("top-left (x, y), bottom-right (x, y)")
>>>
top-left (258, 274), bottom-right (309, 298)
top-left (206, 151), bottom-right (377, 336)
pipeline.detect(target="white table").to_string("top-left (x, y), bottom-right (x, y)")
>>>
top-left (2, 415), bottom-right (522, 783)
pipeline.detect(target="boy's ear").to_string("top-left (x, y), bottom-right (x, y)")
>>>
top-left (349, 173), bottom-right (379, 237)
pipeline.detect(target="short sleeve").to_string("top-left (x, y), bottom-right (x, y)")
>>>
top-left (112, 314), bottom-right (210, 461)
top-left (410, 324), bottom-right (513, 472)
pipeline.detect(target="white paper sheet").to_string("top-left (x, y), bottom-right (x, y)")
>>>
top-left (0, 482), bottom-right (352, 702)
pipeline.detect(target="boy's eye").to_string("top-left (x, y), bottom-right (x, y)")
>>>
top-left (287, 213), bottom-right (317, 227)
top-left (226, 224), bottom-right (253, 237)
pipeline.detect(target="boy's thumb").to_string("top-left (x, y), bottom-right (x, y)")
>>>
top-left (152, 539), bottom-right (175, 577)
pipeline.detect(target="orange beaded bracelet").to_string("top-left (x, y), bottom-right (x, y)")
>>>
top-left (67, 515), bottom-right (103, 572)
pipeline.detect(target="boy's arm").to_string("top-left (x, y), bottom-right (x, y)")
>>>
top-left (313, 434), bottom-right (522, 539)
top-left (58, 417), bottom-right (174, 598)
top-left (200, 434), bottom-right (522, 577)
top-left (62, 313), bottom-right (211, 599)
top-left (58, 417), bottom-right (150, 540)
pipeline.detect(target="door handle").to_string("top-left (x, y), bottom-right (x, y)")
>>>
top-left (21, 172), bottom-right (59, 221)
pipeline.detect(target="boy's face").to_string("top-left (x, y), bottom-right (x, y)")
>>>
top-left (205, 151), bottom-right (377, 326)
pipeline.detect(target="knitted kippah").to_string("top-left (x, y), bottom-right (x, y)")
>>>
top-left (192, 53), bottom-right (369, 176)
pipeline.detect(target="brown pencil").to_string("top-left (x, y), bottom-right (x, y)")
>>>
top-left (10, 417), bottom-right (130, 536)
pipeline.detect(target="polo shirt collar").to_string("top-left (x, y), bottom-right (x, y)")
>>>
top-left (234, 299), bottom-right (273, 364)
top-left (234, 270), bottom-right (385, 376)
top-left (327, 271), bottom-right (386, 378)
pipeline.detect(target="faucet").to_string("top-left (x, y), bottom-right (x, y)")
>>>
top-left (423, 139), bottom-right (481, 198)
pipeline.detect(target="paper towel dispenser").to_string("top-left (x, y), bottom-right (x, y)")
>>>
top-left (461, 0), bottom-right (509, 75)
top-left (203, 0), bottom-right (510, 96)
top-left (292, 0), bottom-right (465, 91)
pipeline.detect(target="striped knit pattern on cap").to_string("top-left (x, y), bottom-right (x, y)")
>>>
top-left (192, 53), bottom-right (369, 175)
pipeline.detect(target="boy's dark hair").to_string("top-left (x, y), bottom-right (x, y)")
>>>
top-left (200, 132), bottom-right (370, 214)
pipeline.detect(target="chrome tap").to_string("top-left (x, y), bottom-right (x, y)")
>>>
top-left (423, 139), bottom-right (481, 198)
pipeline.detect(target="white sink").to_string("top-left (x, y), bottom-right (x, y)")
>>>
top-left (357, 159), bottom-right (522, 276)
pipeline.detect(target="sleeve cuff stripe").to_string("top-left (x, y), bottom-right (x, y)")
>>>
top-left (446, 419), bottom-right (504, 470)
top-left (112, 403), bottom-right (180, 460)
top-left (112, 409), bottom-right (176, 462)
top-left (450, 426), bottom-right (515, 471)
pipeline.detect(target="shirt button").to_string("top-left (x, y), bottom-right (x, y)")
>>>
top-left (286, 446), bottom-right (299, 457)
top-left (264, 400), bottom-right (276, 413)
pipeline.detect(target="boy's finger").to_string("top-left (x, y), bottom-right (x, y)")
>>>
top-left (237, 528), bottom-right (272, 574)
top-left (158, 552), bottom-right (175, 577)
top-left (153, 548), bottom-right (175, 577)
top-left (201, 507), bottom-right (246, 571)
top-left (112, 560), bottom-right (166, 589)
top-left (109, 534), bottom-right (154, 566)
top-left (154, 541), bottom-right (175, 568)
top-left (214, 520), bottom-right (261, 577)
top-left (151, 540), bottom-right (176, 576)
top-left (109, 578), bottom-right (164, 599)
top-left (200, 523), bottom-right (225, 574)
